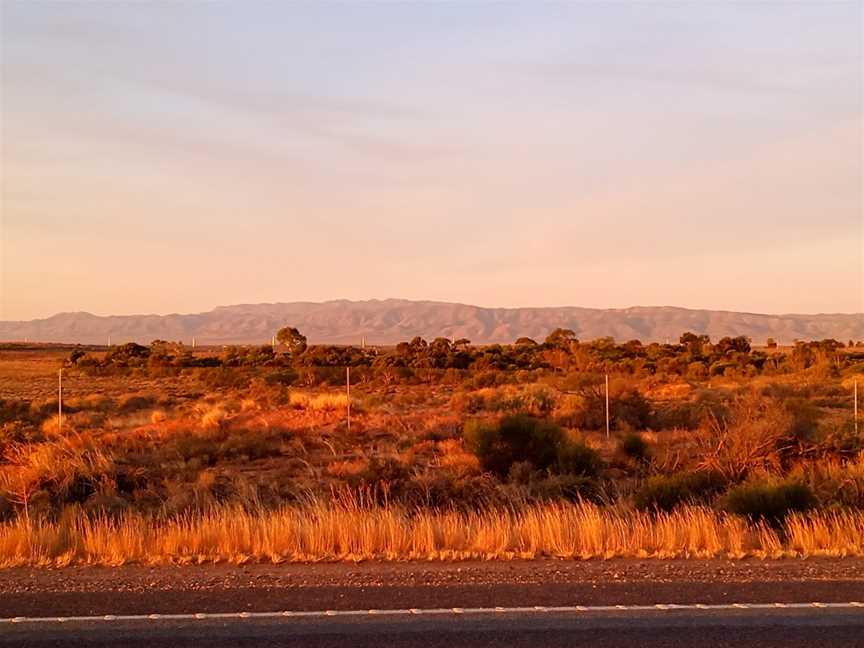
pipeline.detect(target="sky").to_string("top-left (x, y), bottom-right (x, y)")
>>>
top-left (1, 1), bottom-right (862, 321)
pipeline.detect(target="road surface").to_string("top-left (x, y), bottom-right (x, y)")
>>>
top-left (2, 560), bottom-right (863, 646)
top-left (3, 605), bottom-right (864, 647)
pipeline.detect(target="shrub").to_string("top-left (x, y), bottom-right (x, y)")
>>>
top-left (0, 399), bottom-right (30, 425)
top-left (618, 432), bottom-right (648, 461)
top-left (265, 369), bottom-right (299, 386)
top-left (612, 389), bottom-right (652, 430)
top-left (451, 385), bottom-right (558, 416)
top-left (464, 415), bottom-right (602, 479)
top-left (556, 440), bottom-right (602, 477)
top-left (117, 394), bottom-right (156, 413)
top-left (103, 342), bottom-right (150, 367)
top-left (652, 390), bottom-right (732, 430)
top-left (695, 393), bottom-right (793, 482)
top-left (794, 456), bottom-right (864, 508)
top-left (561, 379), bottom-right (652, 431)
top-left (521, 384), bottom-right (558, 416)
top-left (506, 460), bottom-right (536, 485)
top-left (464, 415), bottom-right (564, 477)
top-left (634, 472), bottom-right (724, 511)
top-left (526, 473), bottom-right (599, 501)
top-left (784, 398), bottom-right (822, 442)
top-left (651, 402), bottom-right (699, 430)
top-left (0, 436), bottom-right (116, 514)
top-left (722, 480), bottom-right (816, 522)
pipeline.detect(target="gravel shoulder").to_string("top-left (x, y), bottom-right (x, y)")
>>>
top-left (3, 558), bottom-right (864, 592)
top-left (2, 559), bottom-right (864, 618)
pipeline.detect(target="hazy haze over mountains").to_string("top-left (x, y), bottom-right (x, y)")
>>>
top-left (1, 300), bottom-right (862, 346)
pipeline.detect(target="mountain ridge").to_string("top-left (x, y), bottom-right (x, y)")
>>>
top-left (2, 299), bottom-right (862, 345)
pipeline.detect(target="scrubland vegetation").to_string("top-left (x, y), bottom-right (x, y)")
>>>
top-left (0, 330), bottom-right (862, 565)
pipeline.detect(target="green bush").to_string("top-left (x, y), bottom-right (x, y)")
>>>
top-left (117, 394), bottom-right (156, 413)
top-left (265, 369), bottom-right (299, 386)
top-left (464, 414), bottom-right (563, 477)
top-left (722, 480), bottom-right (816, 522)
top-left (556, 440), bottom-right (602, 477)
top-left (618, 432), bottom-right (648, 461)
top-left (611, 390), bottom-right (652, 430)
top-left (521, 384), bottom-right (558, 416)
top-left (0, 399), bottom-right (30, 425)
top-left (464, 414), bottom-right (603, 479)
top-left (784, 398), bottom-right (822, 442)
top-left (525, 473), bottom-right (599, 501)
top-left (634, 472), bottom-right (724, 511)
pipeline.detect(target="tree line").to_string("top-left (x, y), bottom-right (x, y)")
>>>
top-left (65, 327), bottom-right (861, 382)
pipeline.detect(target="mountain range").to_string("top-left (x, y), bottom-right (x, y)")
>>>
top-left (2, 300), bottom-right (862, 346)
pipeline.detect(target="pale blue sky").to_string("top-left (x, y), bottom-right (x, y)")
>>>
top-left (1, 1), bottom-right (861, 320)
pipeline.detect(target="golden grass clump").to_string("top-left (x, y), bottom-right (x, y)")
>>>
top-left (240, 398), bottom-right (259, 412)
top-left (289, 391), bottom-right (350, 412)
top-left (39, 414), bottom-right (64, 436)
top-left (2, 502), bottom-right (864, 567)
top-left (437, 439), bottom-right (481, 473)
top-left (200, 406), bottom-right (227, 429)
top-left (1, 436), bottom-right (114, 497)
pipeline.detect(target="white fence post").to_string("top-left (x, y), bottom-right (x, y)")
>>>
top-left (605, 373), bottom-right (610, 439)
top-left (346, 366), bottom-right (351, 432)
top-left (58, 368), bottom-right (63, 433)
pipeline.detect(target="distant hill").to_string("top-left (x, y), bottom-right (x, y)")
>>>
top-left (1, 300), bottom-right (862, 346)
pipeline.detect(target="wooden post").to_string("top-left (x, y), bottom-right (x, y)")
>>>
top-left (855, 379), bottom-right (859, 437)
top-left (605, 373), bottom-right (610, 439)
top-left (346, 366), bottom-right (351, 432)
top-left (58, 369), bottom-right (63, 433)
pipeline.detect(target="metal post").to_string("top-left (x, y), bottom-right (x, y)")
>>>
top-left (58, 369), bottom-right (63, 433)
top-left (605, 373), bottom-right (610, 439)
top-left (346, 366), bottom-right (351, 432)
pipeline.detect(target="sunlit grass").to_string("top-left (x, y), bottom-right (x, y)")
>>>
top-left (289, 391), bottom-right (350, 412)
top-left (2, 502), bottom-right (863, 567)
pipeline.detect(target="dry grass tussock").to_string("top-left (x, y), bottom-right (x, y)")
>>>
top-left (289, 391), bottom-right (351, 412)
top-left (2, 502), bottom-right (864, 567)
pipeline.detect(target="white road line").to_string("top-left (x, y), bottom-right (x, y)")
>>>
top-left (2, 602), bottom-right (863, 624)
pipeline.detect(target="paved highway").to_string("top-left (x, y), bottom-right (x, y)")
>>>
top-left (3, 605), bottom-right (864, 647)
top-left (3, 561), bottom-right (864, 646)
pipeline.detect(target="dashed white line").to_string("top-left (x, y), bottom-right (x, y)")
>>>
top-left (2, 602), bottom-right (863, 625)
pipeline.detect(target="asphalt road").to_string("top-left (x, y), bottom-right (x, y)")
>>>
top-left (3, 561), bottom-right (864, 647)
top-left (3, 607), bottom-right (864, 648)
top-left (4, 579), bottom-right (864, 619)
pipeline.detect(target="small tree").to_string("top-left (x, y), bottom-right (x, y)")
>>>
top-left (545, 328), bottom-right (577, 348)
top-left (716, 336), bottom-right (751, 355)
top-left (680, 332), bottom-right (710, 355)
top-left (276, 327), bottom-right (307, 354)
